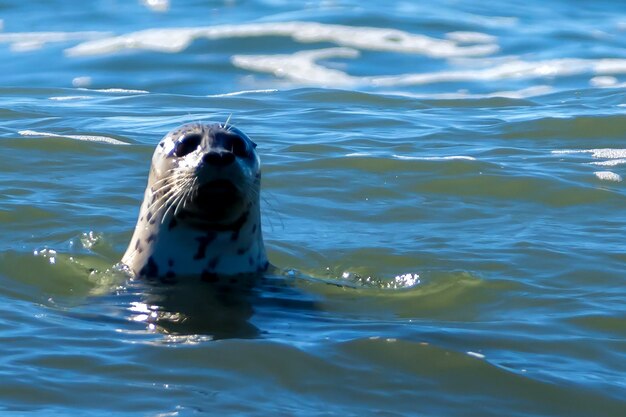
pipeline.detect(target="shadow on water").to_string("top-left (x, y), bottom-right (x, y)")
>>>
top-left (126, 272), bottom-right (322, 340)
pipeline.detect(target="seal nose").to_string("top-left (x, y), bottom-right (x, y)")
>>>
top-left (203, 151), bottom-right (235, 166)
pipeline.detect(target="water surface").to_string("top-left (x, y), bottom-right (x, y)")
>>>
top-left (1, 1), bottom-right (625, 416)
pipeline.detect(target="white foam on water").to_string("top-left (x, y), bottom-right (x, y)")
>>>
top-left (8, 22), bottom-right (625, 92)
top-left (445, 31), bottom-right (496, 44)
top-left (64, 22), bottom-right (498, 58)
top-left (594, 59), bottom-right (626, 74)
top-left (393, 155), bottom-right (476, 161)
top-left (553, 149), bottom-right (626, 181)
top-left (208, 89), bottom-right (279, 97)
top-left (552, 149), bottom-right (626, 159)
top-left (232, 47), bottom-right (360, 86)
top-left (0, 31), bottom-right (108, 52)
top-left (18, 130), bottom-right (129, 146)
top-left (78, 87), bottom-right (149, 94)
top-left (369, 58), bottom-right (626, 87)
top-left (285, 23), bottom-right (498, 58)
top-left (48, 96), bottom-right (93, 101)
top-left (590, 75), bottom-right (618, 87)
top-left (231, 46), bottom-right (626, 88)
top-left (347, 153), bottom-right (476, 163)
top-left (345, 152), bottom-right (372, 157)
top-left (590, 159), bottom-right (626, 167)
top-left (72, 76), bottom-right (92, 88)
top-left (594, 171), bottom-right (622, 182)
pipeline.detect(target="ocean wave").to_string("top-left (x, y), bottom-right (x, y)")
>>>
top-left (4, 21), bottom-right (625, 96)
top-left (392, 155), bottom-right (477, 161)
top-left (0, 30), bottom-right (108, 52)
top-left (18, 130), bottom-right (129, 146)
top-left (552, 149), bottom-right (626, 159)
top-left (553, 149), bottom-right (626, 182)
top-left (207, 89), bottom-right (279, 97)
top-left (234, 50), bottom-right (626, 89)
top-left (593, 171), bottom-right (622, 182)
top-left (64, 21), bottom-right (498, 58)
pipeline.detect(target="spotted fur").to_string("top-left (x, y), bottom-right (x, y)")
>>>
top-left (122, 122), bottom-right (268, 280)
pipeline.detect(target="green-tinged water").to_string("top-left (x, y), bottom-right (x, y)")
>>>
top-left (1, 1), bottom-right (625, 416)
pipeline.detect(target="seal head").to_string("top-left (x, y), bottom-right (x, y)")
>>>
top-left (122, 122), bottom-right (268, 281)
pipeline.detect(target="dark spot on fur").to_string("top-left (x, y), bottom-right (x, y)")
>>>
top-left (201, 270), bottom-right (219, 283)
top-left (193, 232), bottom-right (216, 260)
top-left (139, 256), bottom-right (159, 278)
top-left (168, 217), bottom-right (177, 230)
top-left (135, 239), bottom-right (141, 250)
top-left (147, 233), bottom-right (156, 243)
top-left (230, 210), bottom-right (250, 241)
top-left (149, 219), bottom-right (156, 225)
top-left (146, 211), bottom-right (152, 222)
top-left (159, 142), bottom-right (165, 148)
top-left (208, 256), bottom-right (219, 269)
top-left (139, 216), bottom-right (144, 222)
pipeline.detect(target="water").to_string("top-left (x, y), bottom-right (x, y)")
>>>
top-left (1, 1), bottom-right (625, 415)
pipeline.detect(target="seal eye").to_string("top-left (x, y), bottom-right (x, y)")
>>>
top-left (231, 135), bottom-right (248, 158)
top-left (174, 133), bottom-right (202, 157)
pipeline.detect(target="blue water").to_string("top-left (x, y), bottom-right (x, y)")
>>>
top-left (1, 1), bottom-right (625, 416)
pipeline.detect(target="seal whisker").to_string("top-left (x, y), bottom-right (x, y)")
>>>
top-left (174, 177), bottom-right (197, 217)
top-left (160, 191), bottom-right (184, 223)
top-left (223, 113), bottom-right (233, 131)
top-left (150, 173), bottom-right (176, 188)
top-left (261, 193), bottom-right (283, 232)
top-left (147, 173), bottom-right (195, 213)
top-left (146, 184), bottom-right (179, 214)
top-left (150, 181), bottom-right (186, 218)
top-left (161, 178), bottom-right (193, 223)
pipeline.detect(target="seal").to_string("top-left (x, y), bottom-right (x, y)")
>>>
top-left (121, 122), bottom-right (269, 282)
